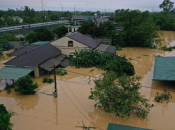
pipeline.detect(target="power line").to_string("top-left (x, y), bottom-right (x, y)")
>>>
top-left (63, 80), bottom-right (103, 130)
top-left (57, 80), bottom-right (102, 130)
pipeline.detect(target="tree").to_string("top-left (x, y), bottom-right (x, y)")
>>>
top-left (25, 27), bottom-right (54, 43)
top-left (34, 27), bottom-right (54, 41)
top-left (15, 75), bottom-right (38, 95)
top-left (89, 72), bottom-right (152, 118)
top-left (24, 31), bottom-right (37, 44)
top-left (115, 10), bottom-right (159, 47)
top-left (52, 25), bottom-right (68, 38)
top-left (50, 14), bottom-right (59, 20)
top-left (159, 0), bottom-right (174, 12)
top-left (0, 104), bottom-right (15, 130)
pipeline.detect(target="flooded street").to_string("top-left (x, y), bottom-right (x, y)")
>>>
top-left (1, 31), bottom-right (175, 130)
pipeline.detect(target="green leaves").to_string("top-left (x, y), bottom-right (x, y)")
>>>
top-left (89, 73), bottom-right (152, 118)
top-left (15, 75), bottom-right (38, 95)
top-left (0, 104), bottom-right (15, 130)
top-left (69, 49), bottom-right (135, 77)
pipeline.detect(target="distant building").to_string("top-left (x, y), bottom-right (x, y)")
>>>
top-left (12, 16), bottom-right (23, 23)
top-left (71, 15), bottom-right (95, 25)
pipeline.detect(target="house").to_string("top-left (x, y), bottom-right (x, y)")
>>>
top-left (51, 32), bottom-right (100, 56)
top-left (71, 15), bottom-right (95, 25)
top-left (12, 16), bottom-right (23, 23)
top-left (0, 42), bottom-right (68, 80)
top-left (107, 123), bottom-right (152, 130)
top-left (51, 32), bottom-right (116, 56)
top-left (153, 57), bottom-right (175, 82)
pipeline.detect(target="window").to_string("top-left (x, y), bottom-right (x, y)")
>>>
top-left (68, 41), bottom-right (73, 47)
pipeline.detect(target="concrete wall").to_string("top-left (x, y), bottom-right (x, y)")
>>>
top-left (51, 37), bottom-right (90, 56)
top-left (34, 67), bottom-right (39, 77)
top-left (8, 41), bottom-right (26, 50)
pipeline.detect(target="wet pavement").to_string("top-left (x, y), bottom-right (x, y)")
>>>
top-left (1, 31), bottom-right (175, 130)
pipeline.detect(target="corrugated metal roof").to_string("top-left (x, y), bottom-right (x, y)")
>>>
top-left (10, 44), bottom-right (40, 56)
top-left (32, 41), bottom-right (50, 45)
top-left (107, 123), bottom-right (152, 130)
top-left (153, 57), bottom-right (175, 81)
top-left (0, 66), bottom-right (34, 80)
top-left (40, 54), bottom-right (66, 71)
top-left (5, 43), bottom-right (61, 67)
top-left (60, 58), bottom-right (69, 68)
top-left (105, 45), bottom-right (116, 55)
top-left (95, 44), bottom-right (109, 52)
top-left (66, 32), bottom-right (100, 49)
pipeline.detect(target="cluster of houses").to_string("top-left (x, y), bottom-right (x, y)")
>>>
top-left (0, 28), bottom-right (116, 80)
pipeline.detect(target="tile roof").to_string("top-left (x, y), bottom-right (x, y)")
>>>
top-left (95, 44), bottom-right (116, 55)
top-left (5, 43), bottom-right (61, 67)
top-left (66, 32), bottom-right (100, 49)
top-left (96, 18), bottom-right (109, 23)
top-left (10, 44), bottom-right (40, 56)
top-left (60, 58), bottom-right (69, 68)
top-left (39, 54), bottom-right (66, 71)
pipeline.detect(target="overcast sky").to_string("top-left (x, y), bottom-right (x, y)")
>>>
top-left (0, 0), bottom-right (175, 12)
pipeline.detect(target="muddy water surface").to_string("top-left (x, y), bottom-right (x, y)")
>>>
top-left (1, 31), bottom-right (175, 130)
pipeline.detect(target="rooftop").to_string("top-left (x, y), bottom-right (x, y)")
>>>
top-left (5, 43), bottom-right (61, 67)
top-left (66, 32), bottom-right (100, 49)
top-left (153, 57), bottom-right (175, 81)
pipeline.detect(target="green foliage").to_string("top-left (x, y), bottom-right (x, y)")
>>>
top-left (50, 14), bottom-right (59, 20)
top-left (0, 33), bottom-right (19, 42)
top-left (25, 27), bottom-right (54, 43)
top-left (4, 83), bottom-right (14, 94)
top-left (0, 49), bottom-right (4, 58)
top-left (69, 49), bottom-right (135, 76)
top-left (0, 104), bottom-right (8, 114)
top-left (24, 31), bottom-right (37, 44)
top-left (0, 104), bottom-right (15, 130)
top-left (89, 72), bottom-right (152, 118)
top-left (154, 89), bottom-right (172, 103)
top-left (43, 77), bottom-right (54, 84)
top-left (52, 25), bottom-right (68, 38)
top-left (159, 0), bottom-right (174, 12)
top-left (15, 75), bottom-right (38, 95)
top-left (160, 45), bottom-right (172, 51)
top-left (116, 45), bottom-right (123, 51)
top-left (78, 20), bottom-right (117, 42)
top-left (115, 10), bottom-right (159, 47)
top-left (56, 68), bottom-right (68, 76)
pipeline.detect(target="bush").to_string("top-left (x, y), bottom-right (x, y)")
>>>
top-left (69, 49), bottom-right (135, 77)
top-left (160, 45), bottom-right (172, 51)
top-left (154, 89), bottom-right (172, 103)
top-left (56, 68), bottom-right (68, 76)
top-left (0, 104), bottom-right (15, 130)
top-left (43, 77), bottom-right (54, 84)
top-left (5, 83), bottom-right (14, 94)
top-left (15, 75), bottom-right (38, 95)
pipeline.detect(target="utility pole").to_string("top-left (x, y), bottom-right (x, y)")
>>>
top-left (53, 65), bottom-right (57, 97)
top-left (41, 0), bottom-right (43, 14)
top-left (60, 4), bottom-right (63, 23)
top-left (74, 5), bottom-right (77, 15)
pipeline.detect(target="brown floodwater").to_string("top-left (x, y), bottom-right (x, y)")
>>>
top-left (1, 31), bottom-right (175, 130)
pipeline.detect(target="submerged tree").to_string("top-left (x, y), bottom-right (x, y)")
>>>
top-left (0, 104), bottom-right (15, 130)
top-left (89, 72), bottom-right (152, 118)
top-left (15, 75), bottom-right (38, 95)
top-left (115, 10), bottom-right (159, 47)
